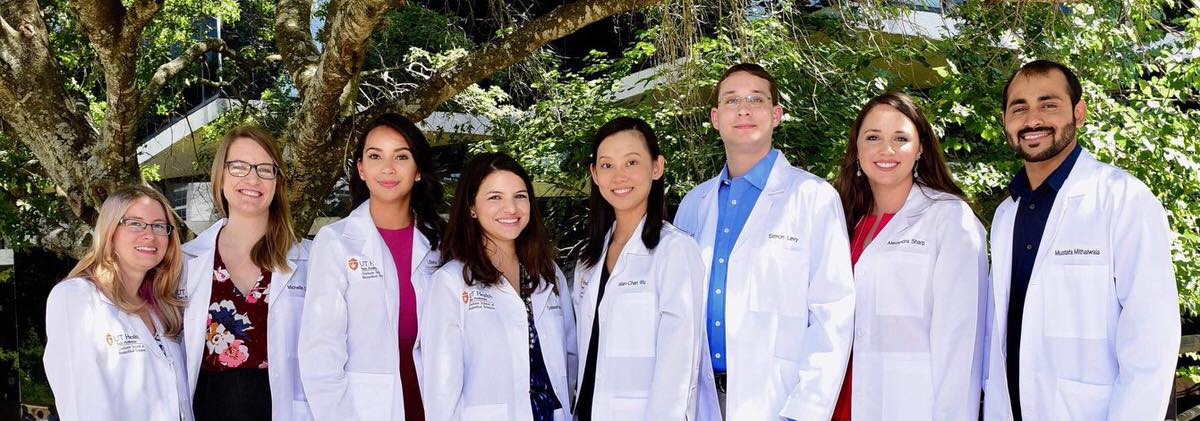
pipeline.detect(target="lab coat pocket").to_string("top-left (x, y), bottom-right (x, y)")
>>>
top-left (607, 397), bottom-right (648, 420)
top-left (875, 253), bottom-right (930, 317)
top-left (463, 403), bottom-right (509, 421)
top-left (1054, 378), bottom-right (1112, 421)
top-left (605, 292), bottom-right (657, 358)
top-left (1044, 264), bottom-right (1109, 340)
top-left (881, 353), bottom-right (933, 419)
top-left (753, 248), bottom-right (809, 313)
top-left (346, 372), bottom-right (393, 420)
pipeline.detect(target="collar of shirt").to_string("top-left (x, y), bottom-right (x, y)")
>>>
top-left (1007, 142), bottom-right (1083, 200)
top-left (719, 148), bottom-right (779, 189)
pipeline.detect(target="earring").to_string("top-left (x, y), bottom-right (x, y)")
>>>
top-left (913, 164), bottom-right (919, 179)
top-left (470, 210), bottom-right (476, 218)
top-left (855, 161), bottom-right (862, 177)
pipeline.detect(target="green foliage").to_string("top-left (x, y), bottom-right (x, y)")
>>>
top-left (0, 135), bottom-right (72, 251)
top-left (485, 1), bottom-right (1200, 318)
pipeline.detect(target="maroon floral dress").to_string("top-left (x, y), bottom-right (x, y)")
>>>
top-left (202, 247), bottom-right (272, 371)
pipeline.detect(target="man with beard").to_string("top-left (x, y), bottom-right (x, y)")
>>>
top-left (982, 59), bottom-right (1180, 420)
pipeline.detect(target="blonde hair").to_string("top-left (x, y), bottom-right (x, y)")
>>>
top-left (67, 185), bottom-right (185, 337)
top-left (210, 126), bottom-right (297, 273)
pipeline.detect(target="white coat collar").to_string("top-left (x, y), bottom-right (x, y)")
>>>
top-left (582, 214), bottom-right (650, 303)
top-left (340, 199), bottom-right (436, 326)
top-left (181, 218), bottom-right (306, 304)
top-left (697, 149), bottom-right (792, 200)
top-left (857, 184), bottom-right (950, 259)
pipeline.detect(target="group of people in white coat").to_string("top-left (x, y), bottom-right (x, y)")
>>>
top-left (42, 59), bottom-right (1180, 421)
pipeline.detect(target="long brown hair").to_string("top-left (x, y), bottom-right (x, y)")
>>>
top-left (209, 126), bottom-right (297, 272)
top-left (67, 185), bottom-right (185, 337)
top-left (834, 92), bottom-right (966, 233)
top-left (440, 152), bottom-right (558, 294)
top-left (348, 113), bottom-right (445, 248)
top-left (581, 117), bottom-right (666, 269)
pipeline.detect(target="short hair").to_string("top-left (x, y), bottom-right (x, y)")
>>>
top-left (1002, 59), bottom-right (1082, 111)
top-left (713, 63), bottom-right (781, 106)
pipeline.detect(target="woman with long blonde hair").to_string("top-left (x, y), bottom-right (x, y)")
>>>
top-left (43, 185), bottom-right (192, 421)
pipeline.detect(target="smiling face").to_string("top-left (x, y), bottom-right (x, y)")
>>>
top-left (1003, 70), bottom-right (1084, 163)
top-left (856, 104), bottom-right (923, 190)
top-left (112, 196), bottom-right (170, 277)
top-left (590, 130), bottom-right (664, 216)
top-left (221, 137), bottom-right (277, 218)
top-left (472, 170), bottom-right (530, 246)
top-left (710, 71), bottom-right (783, 155)
top-left (356, 125), bottom-right (419, 205)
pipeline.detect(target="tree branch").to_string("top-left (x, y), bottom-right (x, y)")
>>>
top-left (70, 0), bottom-right (163, 170)
top-left (387, 0), bottom-right (666, 121)
top-left (139, 38), bottom-right (231, 115)
top-left (284, 0), bottom-right (396, 231)
top-left (274, 0), bottom-right (322, 95)
top-left (0, 0), bottom-right (114, 227)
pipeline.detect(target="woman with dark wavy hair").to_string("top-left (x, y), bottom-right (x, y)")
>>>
top-left (299, 113), bottom-right (445, 421)
top-left (419, 152), bottom-right (577, 421)
top-left (830, 93), bottom-right (988, 421)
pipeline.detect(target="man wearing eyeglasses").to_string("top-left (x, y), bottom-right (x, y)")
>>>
top-left (674, 63), bottom-right (855, 421)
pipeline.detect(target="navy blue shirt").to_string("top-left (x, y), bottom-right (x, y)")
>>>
top-left (1005, 143), bottom-right (1082, 420)
top-left (708, 148), bottom-right (778, 372)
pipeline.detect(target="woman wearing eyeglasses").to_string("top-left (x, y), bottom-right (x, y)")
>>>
top-left (300, 114), bottom-right (446, 421)
top-left (44, 185), bottom-right (191, 421)
top-left (179, 126), bottom-right (312, 421)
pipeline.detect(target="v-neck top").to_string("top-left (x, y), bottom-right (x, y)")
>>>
top-left (201, 240), bottom-right (272, 372)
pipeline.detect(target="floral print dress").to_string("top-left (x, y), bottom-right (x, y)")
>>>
top-left (202, 248), bottom-right (272, 372)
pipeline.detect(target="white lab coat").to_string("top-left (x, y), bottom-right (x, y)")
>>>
top-left (571, 217), bottom-right (706, 421)
top-left (674, 152), bottom-right (855, 421)
top-left (848, 185), bottom-right (988, 420)
top-left (298, 201), bottom-right (440, 421)
top-left (44, 277), bottom-right (193, 421)
top-left (982, 149), bottom-right (1180, 420)
top-left (179, 219), bottom-right (313, 420)
top-left (418, 259), bottom-right (578, 421)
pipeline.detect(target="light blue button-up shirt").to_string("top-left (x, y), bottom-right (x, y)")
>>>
top-left (707, 148), bottom-right (778, 372)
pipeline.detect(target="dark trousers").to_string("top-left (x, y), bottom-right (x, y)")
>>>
top-left (194, 368), bottom-right (271, 421)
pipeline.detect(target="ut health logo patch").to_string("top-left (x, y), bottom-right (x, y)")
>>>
top-left (347, 257), bottom-right (359, 271)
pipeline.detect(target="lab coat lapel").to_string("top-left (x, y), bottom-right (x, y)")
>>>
top-left (732, 154), bottom-right (789, 255)
top-left (412, 227), bottom-right (432, 281)
top-left (1028, 153), bottom-right (1094, 282)
top-left (347, 201), bottom-right (399, 331)
top-left (696, 182), bottom-right (720, 268)
top-left (858, 184), bottom-right (931, 261)
top-left (265, 249), bottom-right (300, 305)
top-left (182, 220), bottom-right (222, 392)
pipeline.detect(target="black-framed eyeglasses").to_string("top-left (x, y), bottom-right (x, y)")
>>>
top-left (225, 160), bottom-right (281, 180)
top-left (118, 218), bottom-right (174, 236)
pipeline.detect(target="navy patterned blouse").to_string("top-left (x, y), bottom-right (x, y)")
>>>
top-left (519, 268), bottom-right (562, 421)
